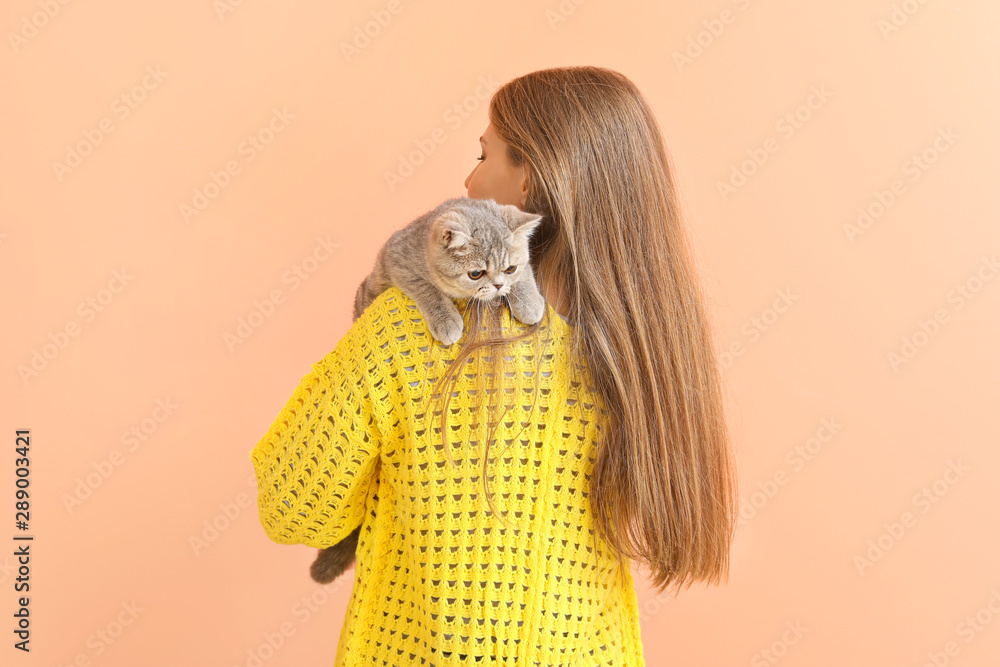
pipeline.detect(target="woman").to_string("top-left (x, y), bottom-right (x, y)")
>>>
top-left (251, 65), bottom-right (739, 666)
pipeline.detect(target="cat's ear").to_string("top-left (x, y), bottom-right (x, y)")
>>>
top-left (433, 210), bottom-right (472, 252)
top-left (505, 206), bottom-right (543, 244)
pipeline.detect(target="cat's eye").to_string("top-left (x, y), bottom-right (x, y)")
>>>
top-left (503, 265), bottom-right (516, 274)
top-left (468, 269), bottom-right (486, 280)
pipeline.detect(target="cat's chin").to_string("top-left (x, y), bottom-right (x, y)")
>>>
top-left (461, 293), bottom-right (506, 305)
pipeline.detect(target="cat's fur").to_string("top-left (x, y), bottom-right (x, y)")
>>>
top-left (309, 196), bottom-right (545, 585)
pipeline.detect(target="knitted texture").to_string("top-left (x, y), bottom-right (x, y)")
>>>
top-left (251, 286), bottom-right (646, 666)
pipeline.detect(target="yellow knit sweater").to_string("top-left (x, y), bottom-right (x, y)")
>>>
top-left (251, 286), bottom-right (646, 666)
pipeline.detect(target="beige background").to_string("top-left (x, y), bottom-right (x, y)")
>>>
top-left (2, 0), bottom-right (999, 665)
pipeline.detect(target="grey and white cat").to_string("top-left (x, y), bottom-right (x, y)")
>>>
top-left (355, 196), bottom-right (546, 345)
top-left (309, 195), bottom-right (545, 585)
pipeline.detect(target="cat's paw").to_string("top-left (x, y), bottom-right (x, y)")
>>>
top-left (428, 313), bottom-right (465, 346)
top-left (511, 295), bottom-right (546, 326)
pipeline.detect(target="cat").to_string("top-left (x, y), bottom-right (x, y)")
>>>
top-left (309, 195), bottom-right (546, 585)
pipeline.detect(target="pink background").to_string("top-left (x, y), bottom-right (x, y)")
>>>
top-left (2, 1), bottom-right (999, 665)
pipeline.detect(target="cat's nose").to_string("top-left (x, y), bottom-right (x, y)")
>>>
top-left (493, 284), bottom-right (502, 290)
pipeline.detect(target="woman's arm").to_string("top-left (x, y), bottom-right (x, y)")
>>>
top-left (250, 313), bottom-right (385, 549)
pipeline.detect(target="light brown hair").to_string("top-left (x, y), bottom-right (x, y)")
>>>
top-left (426, 65), bottom-right (739, 596)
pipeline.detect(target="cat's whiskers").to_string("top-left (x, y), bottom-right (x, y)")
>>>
top-left (502, 288), bottom-right (519, 310)
top-left (502, 288), bottom-right (529, 323)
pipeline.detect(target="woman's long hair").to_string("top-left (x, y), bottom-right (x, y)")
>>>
top-left (426, 65), bottom-right (739, 596)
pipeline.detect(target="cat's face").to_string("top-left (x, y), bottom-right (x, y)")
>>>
top-left (429, 199), bottom-right (542, 301)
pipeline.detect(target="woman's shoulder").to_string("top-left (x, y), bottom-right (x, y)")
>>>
top-left (350, 285), bottom-right (419, 329)
top-left (348, 286), bottom-right (435, 361)
top-left (357, 284), bottom-right (411, 318)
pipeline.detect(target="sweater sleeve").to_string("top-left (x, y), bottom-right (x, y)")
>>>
top-left (250, 312), bottom-right (386, 549)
